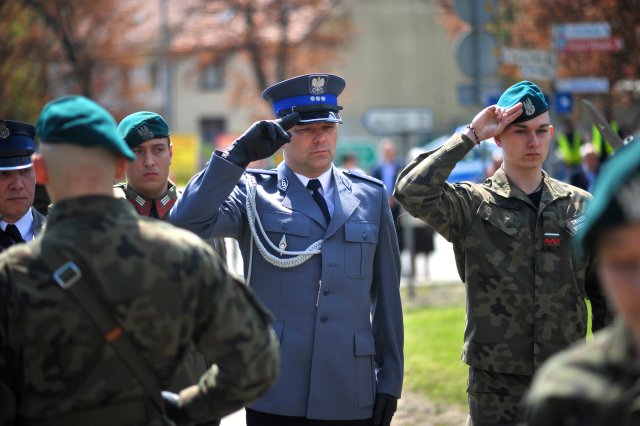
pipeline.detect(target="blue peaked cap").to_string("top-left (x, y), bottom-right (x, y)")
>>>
top-left (0, 120), bottom-right (36, 170)
top-left (262, 74), bottom-right (346, 124)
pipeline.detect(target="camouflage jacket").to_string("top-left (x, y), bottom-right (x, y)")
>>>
top-left (0, 196), bottom-right (278, 425)
top-left (395, 134), bottom-right (610, 375)
top-left (525, 320), bottom-right (640, 426)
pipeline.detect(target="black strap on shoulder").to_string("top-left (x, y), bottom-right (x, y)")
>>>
top-left (40, 241), bottom-right (166, 416)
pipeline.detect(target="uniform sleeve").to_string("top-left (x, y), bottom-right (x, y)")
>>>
top-left (371, 191), bottom-right (404, 397)
top-left (393, 134), bottom-right (479, 242)
top-left (585, 256), bottom-right (613, 331)
top-left (180, 246), bottom-right (279, 422)
top-left (0, 262), bottom-right (17, 424)
top-left (170, 153), bottom-right (248, 240)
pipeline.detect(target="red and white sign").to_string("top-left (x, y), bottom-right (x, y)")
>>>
top-left (559, 36), bottom-right (623, 52)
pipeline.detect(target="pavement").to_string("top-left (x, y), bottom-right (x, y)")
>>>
top-left (219, 234), bottom-right (458, 426)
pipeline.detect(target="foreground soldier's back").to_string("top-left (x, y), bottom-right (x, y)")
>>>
top-left (0, 96), bottom-right (278, 426)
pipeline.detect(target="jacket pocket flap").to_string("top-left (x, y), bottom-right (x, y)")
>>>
top-left (345, 222), bottom-right (378, 244)
top-left (354, 330), bottom-right (376, 356)
top-left (477, 201), bottom-right (522, 236)
top-left (262, 211), bottom-right (311, 237)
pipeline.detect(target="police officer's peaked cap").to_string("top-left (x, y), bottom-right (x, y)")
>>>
top-left (262, 74), bottom-right (346, 124)
top-left (497, 81), bottom-right (548, 124)
top-left (577, 139), bottom-right (640, 249)
top-left (118, 111), bottom-right (170, 148)
top-left (36, 96), bottom-right (135, 161)
top-left (0, 120), bottom-right (36, 170)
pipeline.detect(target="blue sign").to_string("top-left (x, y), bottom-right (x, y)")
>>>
top-left (555, 92), bottom-right (573, 114)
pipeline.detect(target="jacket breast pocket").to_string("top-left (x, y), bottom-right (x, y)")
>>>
top-left (354, 330), bottom-right (377, 409)
top-left (262, 211), bottom-right (311, 251)
top-left (345, 222), bottom-right (378, 279)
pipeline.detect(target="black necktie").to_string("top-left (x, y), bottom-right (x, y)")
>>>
top-left (5, 224), bottom-right (24, 245)
top-left (307, 179), bottom-right (331, 223)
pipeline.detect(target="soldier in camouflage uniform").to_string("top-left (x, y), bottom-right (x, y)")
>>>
top-left (394, 81), bottom-right (610, 425)
top-left (524, 138), bottom-right (640, 426)
top-left (0, 96), bottom-right (279, 426)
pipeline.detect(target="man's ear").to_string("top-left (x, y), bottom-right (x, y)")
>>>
top-left (549, 125), bottom-right (554, 137)
top-left (115, 156), bottom-right (128, 180)
top-left (32, 153), bottom-right (47, 185)
top-left (169, 143), bottom-right (173, 165)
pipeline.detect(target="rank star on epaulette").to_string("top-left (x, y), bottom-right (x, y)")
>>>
top-left (0, 122), bottom-right (9, 139)
top-left (136, 124), bottom-right (154, 141)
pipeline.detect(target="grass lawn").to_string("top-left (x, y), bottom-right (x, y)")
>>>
top-left (403, 302), bottom-right (467, 408)
top-left (401, 285), bottom-right (595, 410)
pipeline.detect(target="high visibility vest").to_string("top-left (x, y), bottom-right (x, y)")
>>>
top-left (557, 131), bottom-right (583, 166)
top-left (592, 120), bottom-right (617, 157)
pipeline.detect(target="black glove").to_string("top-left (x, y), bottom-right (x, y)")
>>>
top-left (162, 391), bottom-right (192, 426)
top-left (221, 112), bottom-right (300, 167)
top-left (372, 393), bottom-right (398, 426)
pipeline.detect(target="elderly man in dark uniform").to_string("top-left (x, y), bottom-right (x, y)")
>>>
top-left (171, 74), bottom-right (404, 426)
top-left (0, 120), bottom-right (45, 250)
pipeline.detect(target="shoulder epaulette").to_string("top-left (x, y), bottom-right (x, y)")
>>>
top-left (342, 169), bottom-right (384, 186)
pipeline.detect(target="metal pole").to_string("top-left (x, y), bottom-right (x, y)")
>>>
top-left (160, 0), bottom-right (173, 125)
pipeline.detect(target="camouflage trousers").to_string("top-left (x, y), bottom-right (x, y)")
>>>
top-left (466, 367), bottom-right (532, 426)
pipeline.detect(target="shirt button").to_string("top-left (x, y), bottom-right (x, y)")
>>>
top-left (320, 315), bottom-right (328, 323)
top-left (362, 233), bottom-right (368, 240)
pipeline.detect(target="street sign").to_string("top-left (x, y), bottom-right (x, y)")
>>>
top-left (456, 30), bottom-right (500, 79)
top-left (555, 77), bottom-right (609, 94)
top-left (559, 36), bottom-right (623, 53)
top-left (454, 0), bottom-right (497, 26)
top-left (501, 48), bottom-right (555, 66)
top-left (362, 107), bottom-right (434, 135)
top-left (519, 63), bottom-right (556, 81)
top-left (553, 22), bottom-right (611, 40)
top-left (555, 92), bottom-right (573, 114)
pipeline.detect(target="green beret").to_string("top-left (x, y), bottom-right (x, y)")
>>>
top-left (118, 111), bottom-right (169, 148)
top-left (497, 81), bottom-right (548, 124)
top-left (577, 140), bottom-right (640, 249)
top-left (36, 96), bottom-right (135, 161)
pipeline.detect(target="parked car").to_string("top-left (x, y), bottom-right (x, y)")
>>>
top-left (407, 126), bottom-right (501, 183)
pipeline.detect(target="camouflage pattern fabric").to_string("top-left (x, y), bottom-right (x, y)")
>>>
top-left (468, 367), bottom-right (531, 425)
top-left (394, 134), bottom-right (610, 375)
top-left (525, 320), bottom-right (640, 426)
top-left (0, 196), bottom-right (278, 425)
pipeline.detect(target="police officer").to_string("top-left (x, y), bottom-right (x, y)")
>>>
top-left (394, 81), bottom-right (610, 425)
top-left (0, 120), bottom-right (45, 250)
top-left (171, 74), bottom-right (404, 426)
top-left (0, 96), bottom-right (279, 425)
top-left (524, 136), bottom-right (640, 426)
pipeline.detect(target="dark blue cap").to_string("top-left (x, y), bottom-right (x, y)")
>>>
top-left (0, 120), bottom-right (35, 171)
top-left (497, 81), bottom-right (548, 124)
top-left (262, 74), bottom-right (346, 124)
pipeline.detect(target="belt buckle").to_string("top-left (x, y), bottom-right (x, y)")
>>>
top-left (53, 261), bottom-right (82, 289)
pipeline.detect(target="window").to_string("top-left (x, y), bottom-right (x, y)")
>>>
top-left (200, 61), bottom-right (225, 91)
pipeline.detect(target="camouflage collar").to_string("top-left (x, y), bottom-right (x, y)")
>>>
top-left (47, 196), bottom-right (135, 227)
top-left (122, 181), bottom-right (178, 220)
top-left (487, 168), bottom-right (569, 203)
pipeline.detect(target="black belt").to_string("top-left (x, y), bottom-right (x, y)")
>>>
top-left (22, 399), bottom-right (154, 426)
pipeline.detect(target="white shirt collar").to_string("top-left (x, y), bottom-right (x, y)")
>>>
top-left (294, 167), bottom-right (334, 192)
top-left (1, 209), bottom-right (34, 241)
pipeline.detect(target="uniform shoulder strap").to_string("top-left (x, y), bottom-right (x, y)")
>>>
top-left (39, 240), bottom-right (166, 416)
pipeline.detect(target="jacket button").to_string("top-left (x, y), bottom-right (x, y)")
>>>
top-left (320, 315), bottom-right (328, 323)
top-left (362, 232), bottom-right (368, 240)
top-left (323, 289), bottom-right (330, 296)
